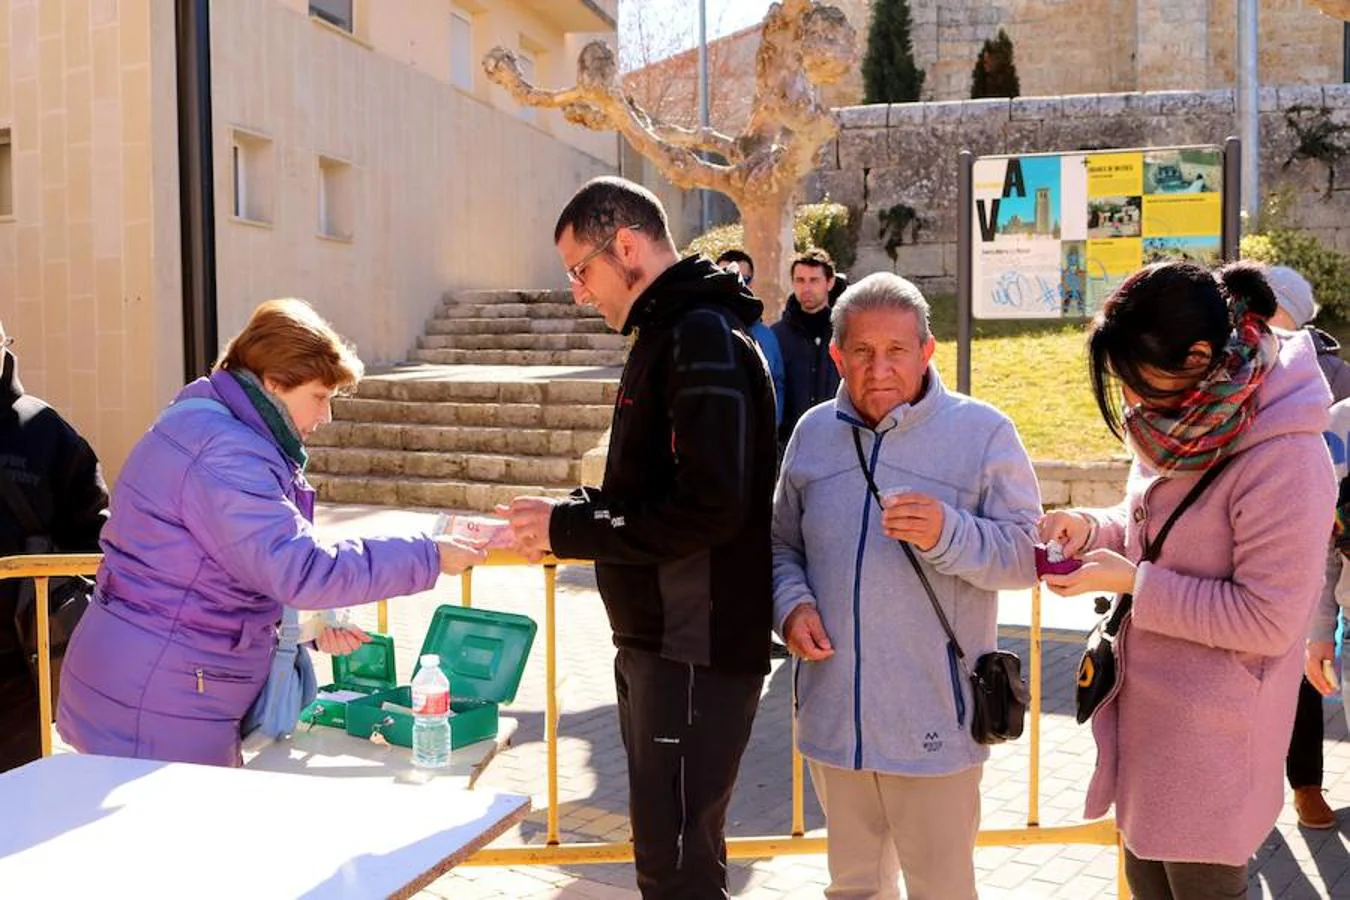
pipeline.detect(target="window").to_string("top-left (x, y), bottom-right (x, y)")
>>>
top-left (317, 155), bottom-right (354, 240)
top-left (451, 9), bottom-right (474, 92)
top-left (517, 48), bottom-right (536, 123)
top-left (229, 129), bottom-right (274, 225)
top-left (310, 0), bottom-right (353, 33)
top-left (0, 129), bottom-right (11, 217)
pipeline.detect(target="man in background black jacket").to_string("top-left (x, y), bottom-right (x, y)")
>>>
top-left (772, 248), bottom-right (849, 448)
top-left (0, 322), bottom-right (109, 771)
top-left (502, 176), bottom-right (776, 899)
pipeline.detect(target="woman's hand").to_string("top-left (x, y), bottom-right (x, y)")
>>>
top-left (1036, 510), bottom-right (1095, 557)
top-left (434, 535), bottom-right (488, 575)
top-left (1306, 640), bottom-right (1338, 696)
top-left (316, 625), bottom-right (371, 656)
top-left (1042, 549), bottom-right (1137, 596)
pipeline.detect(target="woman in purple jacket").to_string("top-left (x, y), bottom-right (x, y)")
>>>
top-left (56, 299), bottom-right (485, 767)
top-left (1039, 262), bottom-right (1336, 900)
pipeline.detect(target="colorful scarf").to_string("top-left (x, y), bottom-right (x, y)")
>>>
top-left (1122, 305), bottom-right (1278, 475)
top-left (230, 369), bottom-right (309, 471)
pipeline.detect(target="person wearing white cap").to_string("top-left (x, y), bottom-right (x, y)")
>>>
top-left (1266, 264), bottom-right (1350, 829)
top-left (1265, 265), bottom-right (1350, 398)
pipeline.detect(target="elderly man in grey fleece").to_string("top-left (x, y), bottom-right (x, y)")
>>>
top-left (771, 272), bottom-right (1041, 900)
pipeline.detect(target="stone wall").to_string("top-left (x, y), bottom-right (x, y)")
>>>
top-left (888, 0), bottom-right (1342, 102)
top-left (815, 84), bottom-right (1350, 292)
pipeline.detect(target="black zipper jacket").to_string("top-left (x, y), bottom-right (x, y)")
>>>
top-left (549, 256), bottom-right (776, 675)
top-left (770, 272), bottom-right (850, 446)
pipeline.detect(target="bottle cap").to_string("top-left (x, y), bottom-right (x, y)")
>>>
top-left (420, 653), bottom-right (440, 667)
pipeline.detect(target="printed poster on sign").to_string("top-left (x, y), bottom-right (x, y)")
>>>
top-left (971, 146), bottom-right (1225, 320)
top-left (972, 155), bottom-right (1071, 319)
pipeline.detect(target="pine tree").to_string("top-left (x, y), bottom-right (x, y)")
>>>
top-left (862, 0), bottom-right (925, 104)
top-left (971, 28), bottom-right (1021, 99)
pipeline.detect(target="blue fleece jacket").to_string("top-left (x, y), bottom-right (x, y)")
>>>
top-left (772, 366), bottom-right (1041, 775)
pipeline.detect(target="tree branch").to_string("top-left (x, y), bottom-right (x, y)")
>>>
top-left (483, 43), bottom-right (741, 188)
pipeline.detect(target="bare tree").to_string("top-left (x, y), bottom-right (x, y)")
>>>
top-left (484, 0), bottom-right (857, 319)
top-left (618, 2), bottom-right (746, 133)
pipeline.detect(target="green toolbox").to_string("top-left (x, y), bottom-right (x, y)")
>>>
top-left (345, 605), bottom-right (536, 750)
top-left (300, 632), bottom-right (397, 730)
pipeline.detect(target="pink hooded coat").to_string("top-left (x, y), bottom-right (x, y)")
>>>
top-left (1083, 330), bottom-right (1336, 866)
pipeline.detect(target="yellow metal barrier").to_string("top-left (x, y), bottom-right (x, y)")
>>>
top-left (8, 552), bottom-right (1127, 896)
top-left (454, 553), bottom-right (1125, 900)
top-left (0, 553), bottom-right (101, 759)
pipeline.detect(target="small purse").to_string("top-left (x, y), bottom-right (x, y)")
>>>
top-left (241, 604), bottom-right (317, 740)
top-left (850, 429), bottom-right (1029, 745)
top-left (1074, 454), bottom-right (1235, 723)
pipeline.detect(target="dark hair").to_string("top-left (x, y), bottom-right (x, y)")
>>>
top-left (1087, 260), bottom-right (1277, 438)
top-left (790, 248), bottom-right (835, 280)
top-left (553, 176), bottom-right (672, 248)
top-left (716, 248), bottom-right (754, 275)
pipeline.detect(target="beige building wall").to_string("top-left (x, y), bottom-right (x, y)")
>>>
top-left (211, 0), bottom-right (616, 366)
top-left (275, 0), bottom-right (617, 165)
top-left (0, 0), bottom-right (184, 482)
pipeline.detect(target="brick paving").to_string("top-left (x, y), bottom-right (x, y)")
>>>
top-left (315, 504), bottom-right (1350, 899)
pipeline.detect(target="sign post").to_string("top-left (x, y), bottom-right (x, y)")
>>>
top-left (955, 140), bottom-right (1240, 395)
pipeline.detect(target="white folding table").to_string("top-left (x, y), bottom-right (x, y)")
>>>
top-left (0, 753), bottom-right (529, 899)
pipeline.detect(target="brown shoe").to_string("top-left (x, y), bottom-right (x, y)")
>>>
top-left (1294, 786), bottom-right (1337, 829)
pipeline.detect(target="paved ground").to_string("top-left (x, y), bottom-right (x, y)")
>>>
top-left (315, 504), bottom-right (1350, 899)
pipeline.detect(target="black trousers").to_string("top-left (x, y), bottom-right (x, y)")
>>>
top-left (1286, 676), bottom-right (1325, 789)
top-left (1124, 848), bottom-right (1247, 900)
top-left (0, 669), bottom-right (40, 773)
top-left (615, 648), bottom-right (764, 899)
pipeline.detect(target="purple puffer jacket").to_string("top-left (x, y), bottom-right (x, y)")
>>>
top-left (56, 371), bottom-right (440, 766)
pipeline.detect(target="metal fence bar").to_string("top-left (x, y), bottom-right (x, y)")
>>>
top-left (4, 552), bottom-right (1126, 897)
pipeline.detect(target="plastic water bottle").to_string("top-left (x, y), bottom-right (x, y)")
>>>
top-left (411, 653), bottom-right (451, 768)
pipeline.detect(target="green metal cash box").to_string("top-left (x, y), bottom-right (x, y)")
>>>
top-left (300, 632), bottom-right (398, 730)
top-left (345, 605), bottom-right (536, 750)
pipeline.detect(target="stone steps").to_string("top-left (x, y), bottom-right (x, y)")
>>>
top-left (417, 332), bottom-right (627, 352)
top-left (424, 317), bottom-right (611, 335)
top-left (307, 421), bottom-right (607, 457)
top-left (332, 396), bottom-right (613, 429)
top-left (306, 364), bottom-right (620, 512)
top-left (408, 348), bottom-right (628, 367)
top-left (308, 447), bottom-right (582, 484)
top-left (309, 474), bottom-right (576, 512)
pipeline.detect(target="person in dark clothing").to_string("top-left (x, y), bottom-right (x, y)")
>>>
top-left (502, 176), bottom-right (776, 899)
top-left (771, 249), bottom-right (849, 448)
top-left (0, 321), bottom-right (109, 772)
top-left (1266, 265), bottom-right (1350, 829)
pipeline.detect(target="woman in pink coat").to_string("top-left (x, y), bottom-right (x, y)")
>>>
top-left (1040, 261), bottom-right (1336, 900)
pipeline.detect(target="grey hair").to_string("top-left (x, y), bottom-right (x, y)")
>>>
top-left (830, 272), bottom-right (932, 346)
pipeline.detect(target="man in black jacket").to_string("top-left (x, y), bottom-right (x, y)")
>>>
top-left (503, 176), bottom-right (776, 898)
top-left (0, 322), bottom-right (109, 771)
top-left (771, 248), bottom-right (849, 448)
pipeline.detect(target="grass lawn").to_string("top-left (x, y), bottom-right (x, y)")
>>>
top-left (924, 293), bottom-right (1350, 463)
top-left (925, 295), bottom-right (1121, 463)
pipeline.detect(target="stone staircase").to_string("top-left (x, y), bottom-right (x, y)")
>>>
top-left (411, 289), bottom-right (628, 367)
top-left (306, 289), bottom-right (623, 511)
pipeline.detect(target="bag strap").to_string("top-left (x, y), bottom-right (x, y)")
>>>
top-left (0, 467), bottom-right (46, 538)
top-left (1140, 453), bottom-right (1237, 563)
top-left (850, 427), bottom-right (969, 665)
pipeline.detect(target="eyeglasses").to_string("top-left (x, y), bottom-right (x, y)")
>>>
top-left (565, 224), bottom-right (641, 287)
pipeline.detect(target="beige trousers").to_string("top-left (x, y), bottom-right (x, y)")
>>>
top-left (809, 760), bottom-right (982, 900)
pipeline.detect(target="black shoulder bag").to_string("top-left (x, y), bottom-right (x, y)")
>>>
top-left (0, 472), bottom-right (94, 709)
top-left (1074, 454), bottom-right (1235, 724)
top-left (851, 428), bottom-right (1030, 745)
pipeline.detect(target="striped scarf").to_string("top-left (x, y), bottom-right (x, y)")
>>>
top-left (1123, 306), bottom-right (1278, 475)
